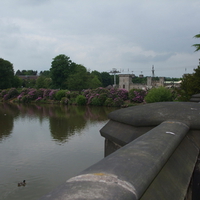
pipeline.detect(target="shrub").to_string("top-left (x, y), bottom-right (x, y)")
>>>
top-left (116, 89), bottom-right (128, 100)
top-left (27, 89), bottom-right (37, 100)
top-left (43, 89), bottom-right (51, 99)
top-left (129, 89), bottom-right (147, 103)
top-left (21, 95), bottom-right (30, 103)
top-left (8, 88), bottom-right (19, 98)
top-left (91, 97), bottom-right (102, 106)
top-left (69, 91), bottom-right (79, 99)
top-left (55, 90), bottom-right (67, 101)
top-left (76, 95), bottom-right (86, 105)
top-left (104, 98), bottom-right (113, 107)
top-left (3, 94), bottom-right (10, 101)
top-left (144, 87), bottom-right (173, 103)
top-left (49, 90), bottom-right (57, 100)
top-left (98, 93), bottom-right (107, 105)
top-left (0, 90), bottom-right (7, 98)
top-left (61, 97), bottom-right (69, 104)
top-left (113, 97), bottom-right (124, 107)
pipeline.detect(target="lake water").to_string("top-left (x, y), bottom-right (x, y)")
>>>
top-left (0, 103), bottom-right (118, 200)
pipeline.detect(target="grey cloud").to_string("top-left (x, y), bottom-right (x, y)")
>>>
top-left (0, 0), bottom-right (199, 77)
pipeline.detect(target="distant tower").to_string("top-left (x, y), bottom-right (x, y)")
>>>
top-left (152, 65), bottom-right (155, 77)
top-left (109, 68), bottom-right (120, 87)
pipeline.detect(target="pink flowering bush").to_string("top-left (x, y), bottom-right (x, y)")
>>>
top-left (129, 89), bottom-right (147, 103)
top-left (83, 87), bottom-right (128, 107)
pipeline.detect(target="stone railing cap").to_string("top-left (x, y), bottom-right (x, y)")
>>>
top-left (108, 102), bottom-right (200, 129)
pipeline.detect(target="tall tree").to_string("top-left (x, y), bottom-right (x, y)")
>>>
top-left (91, 70), bottom-right (102, 82)
top-left (67, 64), bottom-right (89, 90)
top-left (181, 66), bottom-right (200, 100)
top-left (192, 33), bottom-right (200, 52)
top-left (88, 75), bottom-right (102, 89)
top-left (0, 58), bottom-right (14, 89)
top-left (101, 72), bottom-right (112, 87)
top-left (39, 70), bottom-right (50, 77)
top-left (50, 54), bottom-right (76, 89)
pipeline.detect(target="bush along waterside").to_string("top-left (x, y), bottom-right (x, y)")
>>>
top-left (0, 86), bottom-right (181, 107)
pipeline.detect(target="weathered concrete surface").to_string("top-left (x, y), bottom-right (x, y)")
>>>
top-left (190, 93), bottom-right (200, 102)
top-left (140, 135), bottom-right (198, 200)
top-left (39, 121), bottom-right (190, 200)
top-left (108, 102), bottom-right (200, 129)
top-left (100, 120), bottom-right (153, 146)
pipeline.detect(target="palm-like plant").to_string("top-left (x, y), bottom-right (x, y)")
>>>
top-left (192, 33), bottom-right (200, 52)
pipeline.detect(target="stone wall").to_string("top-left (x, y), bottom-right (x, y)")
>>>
top-left (39, 102), bottom-right (200, 200)
top-left (118, 74), bottom-right (165, 91)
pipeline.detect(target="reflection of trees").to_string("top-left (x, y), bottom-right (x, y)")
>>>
top-left (0, 103), bottom-right (20, 141)
top-left (49, 106), bottom-right (119, 143)
top-left (83, 106), bottom-right (118, 122)
top-left (49, 106), bottom-right (87, 143)
top-left (0, 103), bottom-right (119, 143)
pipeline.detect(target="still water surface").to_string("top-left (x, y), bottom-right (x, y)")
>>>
top-left (0, 103), bottom-right (118, 200)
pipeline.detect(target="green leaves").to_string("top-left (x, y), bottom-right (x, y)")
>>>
top-left (192, 33), bottom-right (200, 52)
top-left (0, 58), bottom-right (14, 89)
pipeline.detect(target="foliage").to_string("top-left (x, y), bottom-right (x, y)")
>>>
top-left (12, 75), bottom-right (22, 88)
top-left (129, 89), bottom-right (147, 103)
top-left (83, 87), bottom-right (128, 107)
top-left (88, 75), bottom-right (102, 89)
top-left (15, 70), bottom-right (37, 75)
top-left (21, 78), bottom-right (36, 88)
top-left (101, 72), bottom-right (112, 87)
top-left (91, 96), bottom-right (102, 106)
top-left (36, 76), bottom-right (52, 89)
top-left (21, 95), bottom-right (31, 103)
top-left (48, 89), bottom-right (57, 100)
top-left (144, 87), bottom-right (173, 103)
top-left (108, 88), bottom-right (128, 100)
top-left (91, 70), bottom-right (102, 82)
top-left (39, 70), bottom-right (50, 77)
top-left (7, 88), bottom-right (19, 99)
top-left (76, 95), bottom-right (86, 105)
top-left (132, 76), bottom-right (147, 84)
top-left (55, 90), bottom-right (67, 101)
top-left (180, 66), bottom-right (200, 100)
top-left (50, 54), bottom-right (76, 89)
top-left (104, 98), bottom-right (113, 107)
top-left (67, 65), bottom-right (89, 90)
top-left (60, 97), bottom-right (69, 104)
top-left (192, 33), bottom-right (200, 52)
top-left (112, 97), bottom-right (124, 107)
top-left (0, 58), bottom-right (15, 89)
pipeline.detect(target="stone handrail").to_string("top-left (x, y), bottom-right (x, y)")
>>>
top-left (39, 102), bottom-right (200, 200)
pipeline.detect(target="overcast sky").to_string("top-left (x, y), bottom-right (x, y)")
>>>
top-left (0, 0), bottom-right (200, 78)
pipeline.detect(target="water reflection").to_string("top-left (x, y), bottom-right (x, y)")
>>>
top-left (0, 103), bottom-right (20, 142)
top-left (0, 103), bottom-right (117, 143)
top-left (0, 103), bottom-right (119, 200)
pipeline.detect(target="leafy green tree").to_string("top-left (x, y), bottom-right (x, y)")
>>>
top-left (50, 54), bottom-right (76, 89)
top-left (39, 70), bottom-right (50, 77)
top-left (17, 70), bottom-right (37, 75)
top-left (88, 75), bottom-right (102, 89)
top-left (67, 64), bottom-right (89, 90)
top-left (0, 58), bottom-right (15, 89)
top-left (21, 78), bottom-right (36, 88)
top-left (132, 76), bottom-right (147, 84)
top-left (145, 87), bottom-right (173, 103)
top-left (91, 70), bottom-right (102, 82)
top-left (101, 72), bottom-right (112, 87)
top-left (180, 66), bottom-right (200, 100)
top-left (12, 75), bottom-right (22, 88)
top-left (192, 33), bottom-right (200, 52)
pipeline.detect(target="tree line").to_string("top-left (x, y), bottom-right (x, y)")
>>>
top-left (1, 30), bottom-right (200, 100)
top-left (0, 54), bottom-right (119, 90)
